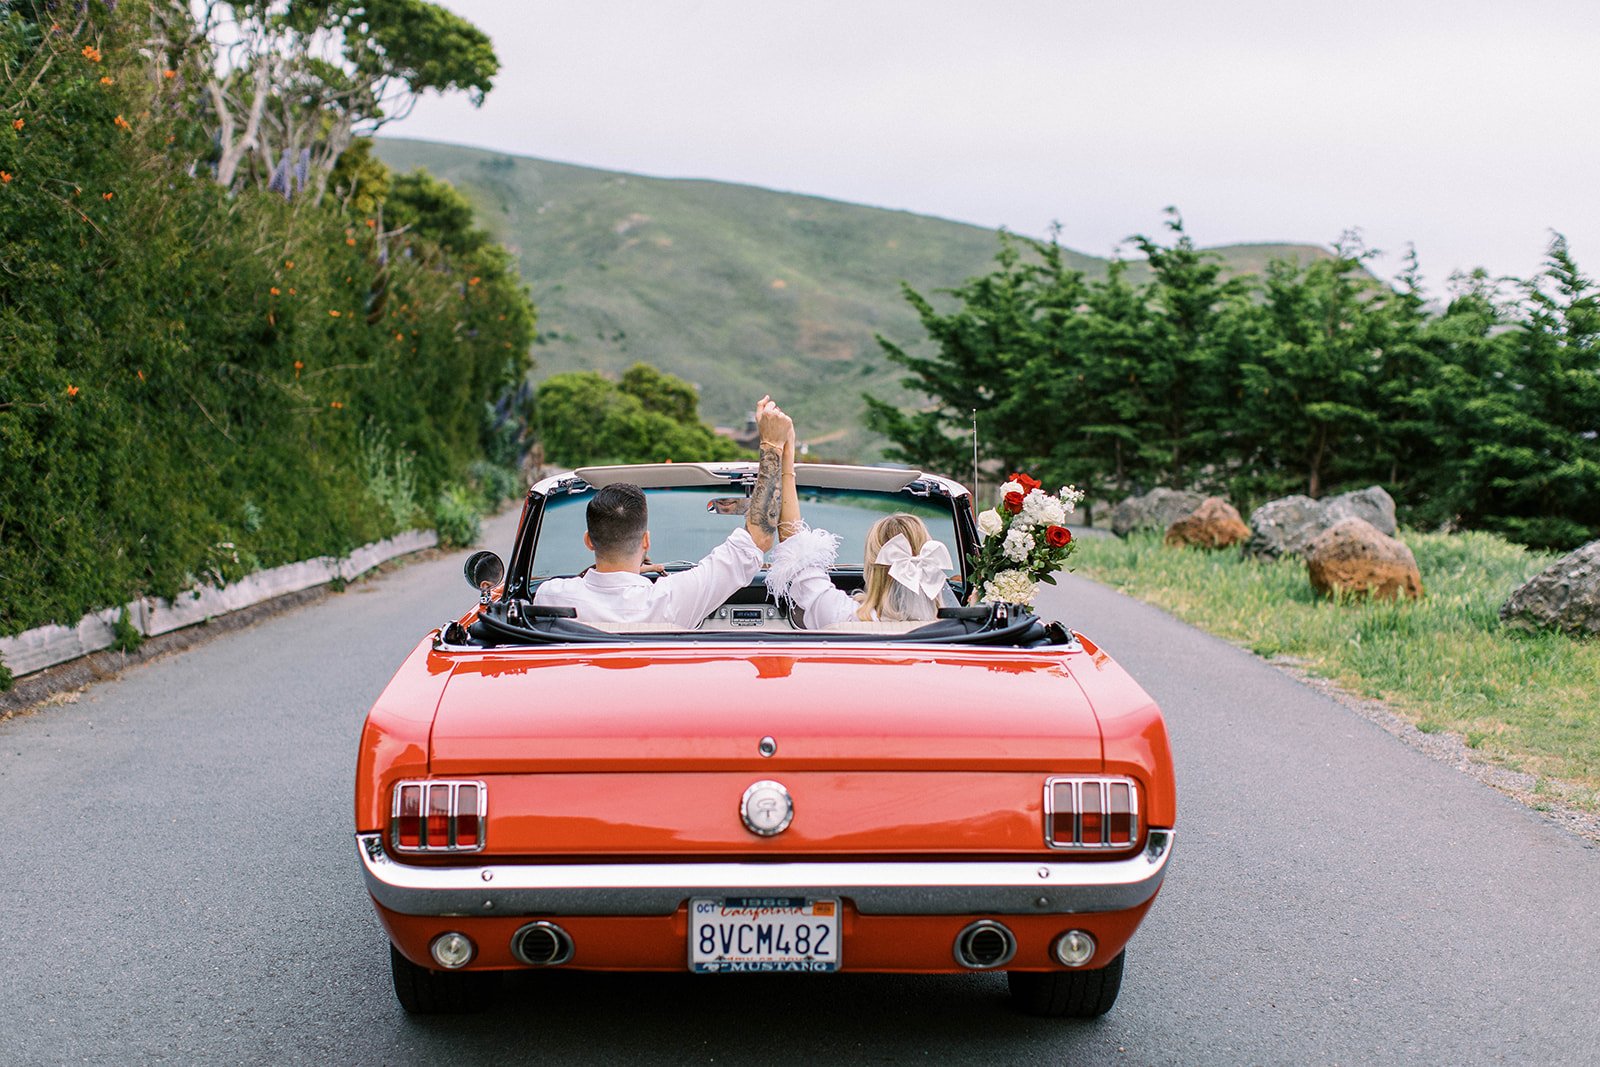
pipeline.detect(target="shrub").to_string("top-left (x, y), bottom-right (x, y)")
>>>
top-left (361, 426), bottom-right (422, 532)
top-left (110, 609), bottom-right (143, 654)
top-left (432, 485), bottom-right (482, 549)
top-left (467, 460), bottom-right (522, 507)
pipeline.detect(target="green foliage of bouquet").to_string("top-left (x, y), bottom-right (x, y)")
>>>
top-left (968, 473), bottom-right (1085, 606)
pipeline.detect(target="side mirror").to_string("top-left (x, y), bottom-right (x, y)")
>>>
top-left (463, 550), bottom-right (504, 590)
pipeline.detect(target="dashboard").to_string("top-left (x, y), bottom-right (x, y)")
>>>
top-left (700, 601), bottom-right (793, 631)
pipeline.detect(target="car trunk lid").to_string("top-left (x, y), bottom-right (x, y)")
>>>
top-left (425, 646), bottom-right (1105, 856)
top-left (429, 646), bottom-right (1103, 774)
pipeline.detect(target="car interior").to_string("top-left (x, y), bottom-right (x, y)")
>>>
top-left (444, 463), bottom-right (1074, 649)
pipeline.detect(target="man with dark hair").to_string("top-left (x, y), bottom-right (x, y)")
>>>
top-left (584, 483), bottom-right (650, 559)
top-left (532, 396), bottom-right (793, 626)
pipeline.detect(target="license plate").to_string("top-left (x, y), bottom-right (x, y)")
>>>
top-left (689, 897), bottom-right (840, 973)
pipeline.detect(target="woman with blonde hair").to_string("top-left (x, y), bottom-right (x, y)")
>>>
top-left (765, 428), bottom-right (955, 628)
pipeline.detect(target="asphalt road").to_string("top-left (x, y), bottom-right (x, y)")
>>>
top-left (3, 512), bottom-right (1597, 1065)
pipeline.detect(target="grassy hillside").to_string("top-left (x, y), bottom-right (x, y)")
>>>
top-left (376, 138), bottom-right (1331, 460)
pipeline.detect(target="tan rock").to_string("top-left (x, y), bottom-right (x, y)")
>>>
top-left (1165, 497), bottom-right (1251, 549)
top-left (1305, 517), bottom-right (1423, 600)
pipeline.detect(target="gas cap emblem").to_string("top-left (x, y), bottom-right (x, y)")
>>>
top-left (740, 780), bottom-right (794, 837)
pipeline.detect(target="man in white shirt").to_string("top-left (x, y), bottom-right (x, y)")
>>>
top-left (532, 396), bottom-right (792, 627)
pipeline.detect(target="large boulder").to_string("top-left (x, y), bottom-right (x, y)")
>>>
top-left (1499, 540), bottom-right (1600, 637)
top-left (1243, 495), bottom-right (1325, 558)
top-left (1322, 486), bottom-right (1398, 536)
top-left (1305, 518), bottom-right (1423, 600)
top-left (1165, 497), bottom-right (1251, 549)
top-left (1111, 488), bottom-right (1206, 538)
top-left (1245, 486), bottom-right (1398, 558)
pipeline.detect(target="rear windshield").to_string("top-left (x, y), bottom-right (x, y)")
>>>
top-left (530, 486), bottom-right (961, 577)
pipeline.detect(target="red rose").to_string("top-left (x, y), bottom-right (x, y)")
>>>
top-left (1003, 491), bottom-right (1025, 514)
top-left (1009, 472), bottom-right (1042, 494)
top-left (1046, 525), bottom-right (1072, 547)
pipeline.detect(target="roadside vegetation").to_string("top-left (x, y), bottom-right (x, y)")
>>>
top-left (869, 215), bottom-right (1600, 552)
top-left (0, 2), bottom-right (534, 642)
top-left (1072, 532), bottom-right (1600, 810)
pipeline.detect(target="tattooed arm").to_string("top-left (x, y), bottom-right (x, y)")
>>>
top-left (744, 396), bottom-right (791, 552)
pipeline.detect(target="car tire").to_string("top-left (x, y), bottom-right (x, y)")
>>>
top-left (389, 945), bottom-right (501, 1015)
top-left (1006, 950), bottom-right (1125, 1018)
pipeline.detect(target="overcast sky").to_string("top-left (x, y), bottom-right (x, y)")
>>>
top-left (397, 1), bottom-right (1599, 291)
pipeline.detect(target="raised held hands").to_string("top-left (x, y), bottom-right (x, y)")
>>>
top-left (755, 395), bottom-right (793, 451)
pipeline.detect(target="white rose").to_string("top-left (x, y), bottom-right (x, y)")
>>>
top-left (999, 480), bottom-right (1023, 497)
top-left (977, 509), bottom-right (1004, 538)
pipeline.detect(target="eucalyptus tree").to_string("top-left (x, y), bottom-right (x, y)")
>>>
top-left (148, 0), bottom-right (497, 199)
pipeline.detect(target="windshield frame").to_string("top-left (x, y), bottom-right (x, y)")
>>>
top-left (503, 465), bottom-right (978, 605)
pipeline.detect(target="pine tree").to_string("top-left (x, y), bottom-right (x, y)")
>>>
top-left (1235, 237), bottom-right (1386, 499)
top-left (1467, 235), bottom-right (1600, 547)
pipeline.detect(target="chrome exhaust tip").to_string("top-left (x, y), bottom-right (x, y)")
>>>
top-left (511, 921), bottom-right (574, 966)
top-left (952, 919), bottom-right (1017, 969)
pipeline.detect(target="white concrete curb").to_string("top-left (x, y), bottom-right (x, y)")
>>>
top-left (0, 528), bottom-right (438, 679)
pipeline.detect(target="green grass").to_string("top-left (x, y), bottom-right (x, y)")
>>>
top-left (374, 138), bottom-right (1332, 461)
top-left (1073, 531), bottom-right (1600, 808)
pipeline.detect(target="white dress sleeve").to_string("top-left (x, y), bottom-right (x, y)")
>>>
top-left (767, 528), bottom-right (862, 629)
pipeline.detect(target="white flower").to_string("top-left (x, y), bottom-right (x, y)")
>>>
top-left (983, 569), bottom-right (1038, 605)
top-left (977, 508), bottom-right (1004, 537)
top-left (999, 480), bottom-right (1023, 497)
top-left (1002, 526), bottom-right (1033, 562)
top-left (1058, 484), bottom-right (1085, 513)
top-left (1020, 489), bottom-right (1066, 528)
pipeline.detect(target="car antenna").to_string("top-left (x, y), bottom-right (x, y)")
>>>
top-left (971, 409), bottom-right (980, 501)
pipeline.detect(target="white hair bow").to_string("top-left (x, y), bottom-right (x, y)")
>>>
top-left (874, 534), bottom-right (954, 601)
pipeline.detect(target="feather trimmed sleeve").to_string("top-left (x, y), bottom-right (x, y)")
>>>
top-left (765, 526), bottom-right (841, 604)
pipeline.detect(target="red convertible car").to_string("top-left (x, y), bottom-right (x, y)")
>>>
top-left (355, 463), bottom-right (1175, 1017)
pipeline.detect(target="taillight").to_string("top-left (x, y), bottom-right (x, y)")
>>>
top-left (395, 784), bottom-right (422, 849)
top-left (1044, 777), bottom-right (1140, 850)
top-left (390, 780), bottom-right (487, 853)
top-left (426, 784), bottom-right (450, 844)
top-left (454, 784), bottom-right (480, 848)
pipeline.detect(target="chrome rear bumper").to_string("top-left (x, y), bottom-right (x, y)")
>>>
top-left (356, 830), bottom-right (1174, 917)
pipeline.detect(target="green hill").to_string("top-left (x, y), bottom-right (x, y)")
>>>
top-left (375, 138), bottom-right (1331, 460)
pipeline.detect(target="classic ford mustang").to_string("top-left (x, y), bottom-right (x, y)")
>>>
top-left (355, 462), bottom-right (1175, 1017)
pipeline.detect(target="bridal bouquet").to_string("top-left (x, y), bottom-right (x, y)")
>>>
top-left (968, 473), bottom-right (1086, 606)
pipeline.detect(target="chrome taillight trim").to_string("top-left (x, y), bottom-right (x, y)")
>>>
top-left (390, 779), bottom-right (488, 853)
top-left (1043, 776), bottom-right (1140, 851)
